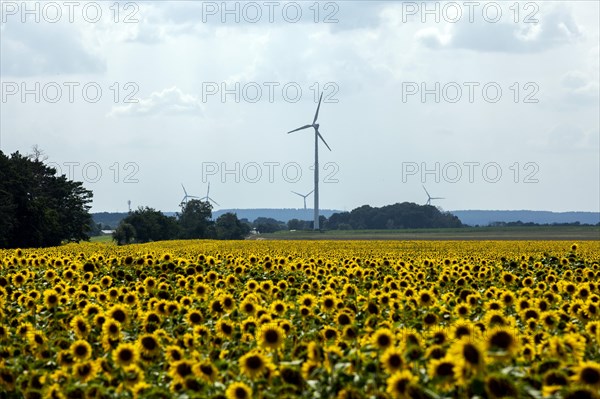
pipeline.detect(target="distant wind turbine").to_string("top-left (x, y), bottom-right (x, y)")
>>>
top-left (287, 92), bottom-right (331, 230)
top-left (291, 190), bottom-right (314, 210)
top-left (202, 182), bottom-right (219, 207)
top-left (423, 185), bottom-right (444, 206)
top-left (180, 184), bottom-right (200, 206)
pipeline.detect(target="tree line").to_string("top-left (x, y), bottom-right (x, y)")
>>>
top-left (112, 200), bottom-right (249, 244)
top-left (261, 203), bottom-right (463, 231)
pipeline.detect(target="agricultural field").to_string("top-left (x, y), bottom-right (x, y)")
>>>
top-left (1, 240), bottom-right (599, 398)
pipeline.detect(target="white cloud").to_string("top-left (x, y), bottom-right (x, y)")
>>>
top-left (109, 87), bottom-right (203, 117)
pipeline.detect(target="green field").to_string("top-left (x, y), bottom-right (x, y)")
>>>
top-left (89, 234), bottom-right (114, 243)
top-left (256, 225), bottom-right (600, 241)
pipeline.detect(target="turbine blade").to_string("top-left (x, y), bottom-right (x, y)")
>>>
top-left (287, 124), bottom-right (312, 134)
top-left (422, 185), bottom-right (431, 198)
top-left (316, 129), bottom-right (331, 151)
top-left (181, 184), bottom-right (188, 196)
top-left (307, 190), bottom-right (314, 196)
top-left (313, 92), bottom-right (323, 124)
top-left (209, 198), bottom-right (219, 207)
top-left (291, 191), bottom-right (303, 197)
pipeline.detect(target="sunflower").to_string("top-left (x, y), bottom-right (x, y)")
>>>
top-left (136, 333), bottom-right (161, 359)
top-left (418, 289), bottom-right (436, 307)
top-left (108, 305), bottom-right (129, 325)
top-left (298, 293), bottom-right (317, 309)
top-left (335, 311), bottom-right (353, 327)
top-left (239, 350), bottom-right (271, 379)
top-left (43, 289), bottom-right (60, 309)
top-left (70, 315), bottom-right (91, 338)
top-left (454, 303), bottom-right (471, 318)
top-left (540, 311), bottom-right (559, 330)
top-left (486, 327), bottom-right (519, 358)
top-left (26, 329), bottom-right (46, 348)
top-left (420, 312), bottom-right (438, 327)
top-left (301, 360), bottom-right (320, 380)
top-left (195, 360), bottom-right (218, 383)
top-left (225, 381), bottom-right (252, 399)
top-left (428, 357), bottom-right (457, 391)
top-left (257, 323), bottom-right (285, 350)
top-left (563, 388), bottom-right (600, 399)
top-left (122, 364), bottom-right (145, 388)
top-left (342, 325), bottom-right (358, 341)
top-left (321, 295), bottom-right (338, 313)
top-left (209, 298), bottom-right (224, 315)
top-left (113, 342), bottom-right (139, 367)
top-left (70, 339), bottom-right (92, 362)
top-left (386, 370), bottom-right (417, 399)
top-left (483, 310), bottom-right (510, 328)
top-left (0, 367), bottom-right (16, 392)
top-left (380, 347), bottom-right (404, 374)
top-left (72, 360), bottom-right (100, 382)
top-left (447, 338), bottom-right (485, 386)
top-left (372, 328), bottom-right (394, 350)
top-left (270, 300), bottom-right (287, 316)
top-left (240, 297), bottom-right (258, 316)
top-left (0, 324), bottom-right (8, 342)
top-left (216, 319), bottom-right (235, 339)
top-left (485, 374), bottom-right (518, 398)
top-left (165, 345), bottom-right (184, 363)
top-left (169, 359), bottom-right (195, 383)
top-left (221, 294), bottom-right (236, 311)
top-left (571, 361), bottom-right (600, 389)
top-left (102, 320), bottom-right (121, 340)
top-left (322, 326), bottom-right (339, 342)
top-left (542, 370), bottom-right (568, 397)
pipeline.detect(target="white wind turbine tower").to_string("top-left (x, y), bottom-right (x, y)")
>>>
top-left (291, 189), bottom-right (314, 210)
top-left (423, 185), bottom-right (445, 206)
top-left (202, 182), bottom-right (220, 207)
top-left (287, 92), bottom-right (331, 230)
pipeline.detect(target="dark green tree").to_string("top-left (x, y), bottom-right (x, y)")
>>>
top-left (0, 150), bottom-right (93, 248)
top-left (253, 217), bottom-right (286, 233)
top-left (115, 207), bottom-right (179, 243)
top-left (215, 213), bottom-right (250, 240)
top-left (178, 200), bottom-right (213, 239)
top-left (112, 223), bottom-right (136, 245)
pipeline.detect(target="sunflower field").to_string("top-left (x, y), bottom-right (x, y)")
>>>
top-left (0, 240), bottom-right (599, 399)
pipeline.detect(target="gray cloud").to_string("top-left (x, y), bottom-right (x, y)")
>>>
top-left (418, 3), bottom-right (582, 53)
top-left (0, 21), bottom-right (105, 77)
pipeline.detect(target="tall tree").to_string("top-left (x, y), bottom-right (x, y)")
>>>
top-left (215, 212), bottom-right (250, 240)
top-left (177, 200), bottom-right (213, 239)
top-left (0, 150), bottom-right (93, 248)
top-left (115, 207), bottom-right (179, 243)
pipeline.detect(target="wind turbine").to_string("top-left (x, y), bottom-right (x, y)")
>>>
top-left (423, 185), bottom-right (444, 206)
top-left (202, 182), bottom-right (219, 207)
top-left (287, 92), bottom-right (331, 230)
top-left (180, 184), bottom-right (200, 206)
top-left (291, 190), bottom-right (314, 210)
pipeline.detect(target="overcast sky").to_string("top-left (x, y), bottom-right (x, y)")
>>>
top-left (1, 1), bottom-right (599, 213)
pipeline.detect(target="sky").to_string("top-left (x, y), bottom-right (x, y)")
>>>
top-left (1, 0), bottom-right (599, 213)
